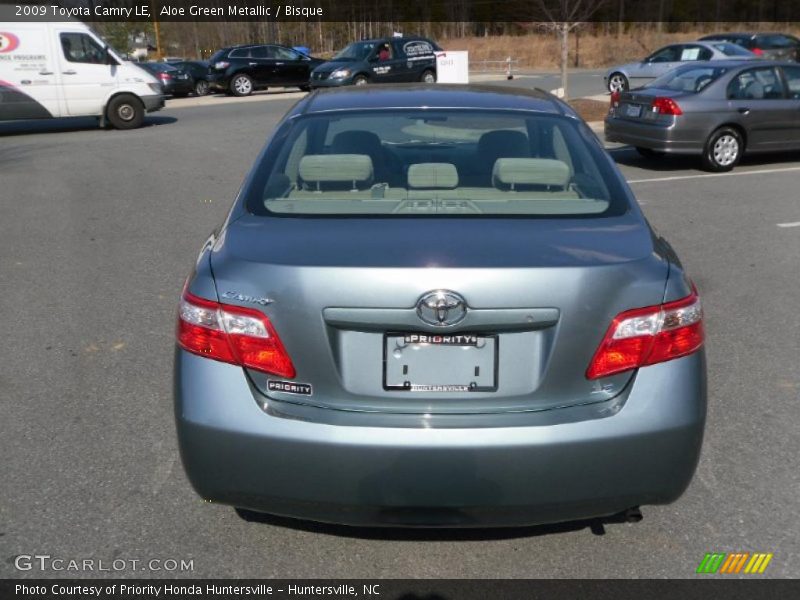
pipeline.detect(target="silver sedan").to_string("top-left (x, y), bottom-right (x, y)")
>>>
top-left (605, 41), bottom-right (758, 92)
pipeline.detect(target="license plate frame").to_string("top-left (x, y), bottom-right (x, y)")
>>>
top-left (625, 103), bottom-right (642, 118)
top-left (382, 332), bottom-right (499, 392)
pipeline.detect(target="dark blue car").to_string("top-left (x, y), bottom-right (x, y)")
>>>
top-left (311, 37), bottom-right (441, 87)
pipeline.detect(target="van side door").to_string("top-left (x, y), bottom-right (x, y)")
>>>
top-left (53, 28), bottom-right (116, 116)
top-left (396, 39), bottom-right (437, 82)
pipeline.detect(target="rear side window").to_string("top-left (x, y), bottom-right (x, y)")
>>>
top-left (247, 110), bottom-right (628, 218)
top-left (229, 48), bottom-right (251, 58)
top-left (647, 66), bottom-right (727, 92)
top-left (679, 45), bottom-right (711, 61)
top-left (760, 34), bottom-right (797, 49)
top-left (782, 66), bottom-right (800, 99)
top-left (727, 67), bottom-right (785, 99)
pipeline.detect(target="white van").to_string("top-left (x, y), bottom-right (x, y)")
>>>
top-left (0, 20), bottom-right (164, 129)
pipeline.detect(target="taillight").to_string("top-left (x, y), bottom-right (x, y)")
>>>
top-left (651, 97), bottom-right (683, 116)
top-left (609, 90), bottom-right (621, 111)
top-left (214, 61), bottom-right (230, 69)
top-left (177, 289), bottom-right (296, 378)
top-left (586, 286), bottom-right (704, 380)
top-left (158, 72), bottom-right (172, 81)
top-left (752, 47), bottom-right (764, 56)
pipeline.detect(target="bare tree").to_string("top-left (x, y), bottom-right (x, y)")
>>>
top-left (536, 0), bottom-right (608, 99)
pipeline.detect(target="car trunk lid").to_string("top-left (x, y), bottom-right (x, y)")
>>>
top-left (209, 213), bottom-right (668, 414)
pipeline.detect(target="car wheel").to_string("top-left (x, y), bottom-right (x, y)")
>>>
top-left (194, 79), bottom-right (209, 96)
top-left (702, 127), bottom-right (743, 172)
top-left (421, 69), bottom-right (436, 84)
top-left (635, 147), bottom-right (665, 159)
top-left (230, 74), bottom-right (254, 96)
top-left (608, 72), bottom-right (628, 93)
top-left (353, 75), bottom-right (368, 86)
top-left (106, 94), bottom-right (144, 130)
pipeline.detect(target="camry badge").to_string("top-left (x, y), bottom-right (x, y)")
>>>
top-left (416, 290), bottom-right (468, 327)
top-left (221, 291), bottom-right (273, 306)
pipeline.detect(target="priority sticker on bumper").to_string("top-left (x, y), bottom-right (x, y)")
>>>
top-left (267, 380), bottom-right (313, 396)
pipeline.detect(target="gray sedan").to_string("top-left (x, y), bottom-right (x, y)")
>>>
top-left (605, 60), bottom-right (800, 171)
top-left (175, 84), bottom-right (706, 528)
top-left (605, 41), bottom-right (757, 93)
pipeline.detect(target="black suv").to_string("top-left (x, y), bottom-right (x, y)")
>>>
top-left (208, 44), bottom-right (324, 96)
top-left (699, 33), bottom-right (800, 61)
top-left (310, 37), bottom-right (441, 88)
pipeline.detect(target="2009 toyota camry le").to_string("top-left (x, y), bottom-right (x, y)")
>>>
top-left (174, 84), bottom-right (707, 528)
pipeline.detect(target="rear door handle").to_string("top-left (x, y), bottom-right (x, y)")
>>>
top-left (738, 107), bottom-right (750, 114)
top-left (39, 70), bottom-right (54, 75)
top-left (62, 70), bottom-right (77, 75)
top-left (275, 62), bottom-right (284, 66)
top-left (249, 62), bottom-right (257, 66)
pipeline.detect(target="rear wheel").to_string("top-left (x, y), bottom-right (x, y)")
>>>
top-left (421, 69), bottom-right (436, 83)
top-left (353, 75), bottom-right (368, 86)
top-left (106, 94), bottom-right (144, 130)
top-left (702, 127), bottom-right (743, 172)
top-left (194, 79), bottom-right (209, 96)
top-left (607, 72), bottom-right (628, 93)
top-left (230, 73), bottom-right (254, 96)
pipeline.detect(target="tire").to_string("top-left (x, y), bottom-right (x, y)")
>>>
top-left (230, 73), bottom-right (254, 96)
top-left (607, 72), bottom-right (628, 93)
top-left (420, 69), bottom-right (436, 83)
top-left (194, 79), bottom-right (209, 96)
top-left (702, 127), bottom-right (743, 172)
top-left (106, 94), bottom-right (144, 130)
top-left (635, 147), bottom-right (665, 159)
top-left (299, 84), bottom-right (311, 92)
top-left (353, 75), bottom-right (368, 86)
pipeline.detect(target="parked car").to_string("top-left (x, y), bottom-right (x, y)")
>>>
top-left (175, 84), bottom-right (707, 528)
top-left (138, 62), bottom-right (194, 97)
top-left (168, 60), bottom-right (211, 96)
top-left (0, 21), bottom-right (162, 129)
top-left (605, 60), bottom-right (800, 171)
top-left (207, 44), bottom-right (324, 96)
top-left (604, 41), bottom-right (758, 92)
top-left (310, 37), bottom-right (441, 87)
top-left (699, 32), bottom-right (800, 61)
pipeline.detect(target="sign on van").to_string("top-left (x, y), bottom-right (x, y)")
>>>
top-left (435, 51), bottom-right (468, 84)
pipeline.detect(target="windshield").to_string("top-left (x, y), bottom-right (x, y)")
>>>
top-left (711, 42), bottom-right (753, 57)
top-left (246, 110), bottom-right (628, 218)
top-left (333, 41), bottom-right (378, 61)
top-left (646, 65), bottom-right (728, 92)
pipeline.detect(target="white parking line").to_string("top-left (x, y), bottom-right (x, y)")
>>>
top-left (776, 221), bottom-right (800, 228)
top-left (627, 166), bottom-right (800, 184)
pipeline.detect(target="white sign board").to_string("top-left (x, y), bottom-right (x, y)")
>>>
top-left (435, 51), bottom-right (469, 84)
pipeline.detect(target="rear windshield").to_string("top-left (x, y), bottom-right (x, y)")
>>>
top-left (711, 42), bottom-right (753, 56)
top-left (246, 110), bottom-right (628, 218)
top-left (646, 65), bottom-right (728, 92)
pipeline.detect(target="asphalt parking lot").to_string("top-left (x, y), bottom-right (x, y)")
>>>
top-left (1, 90), bottom-right (799, 579)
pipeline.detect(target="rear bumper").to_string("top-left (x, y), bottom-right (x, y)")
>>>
top-left (605, 116), bottom-right (706, 154)
top-left (175, 349), bottom-right (706, 527)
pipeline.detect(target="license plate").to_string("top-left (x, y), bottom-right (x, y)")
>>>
top-left (625, 103), bottom-right (642, 118)
top-left (383, 333), bottom-right (498, 392)
top-left (178, 74), bottom-right (188, 79)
